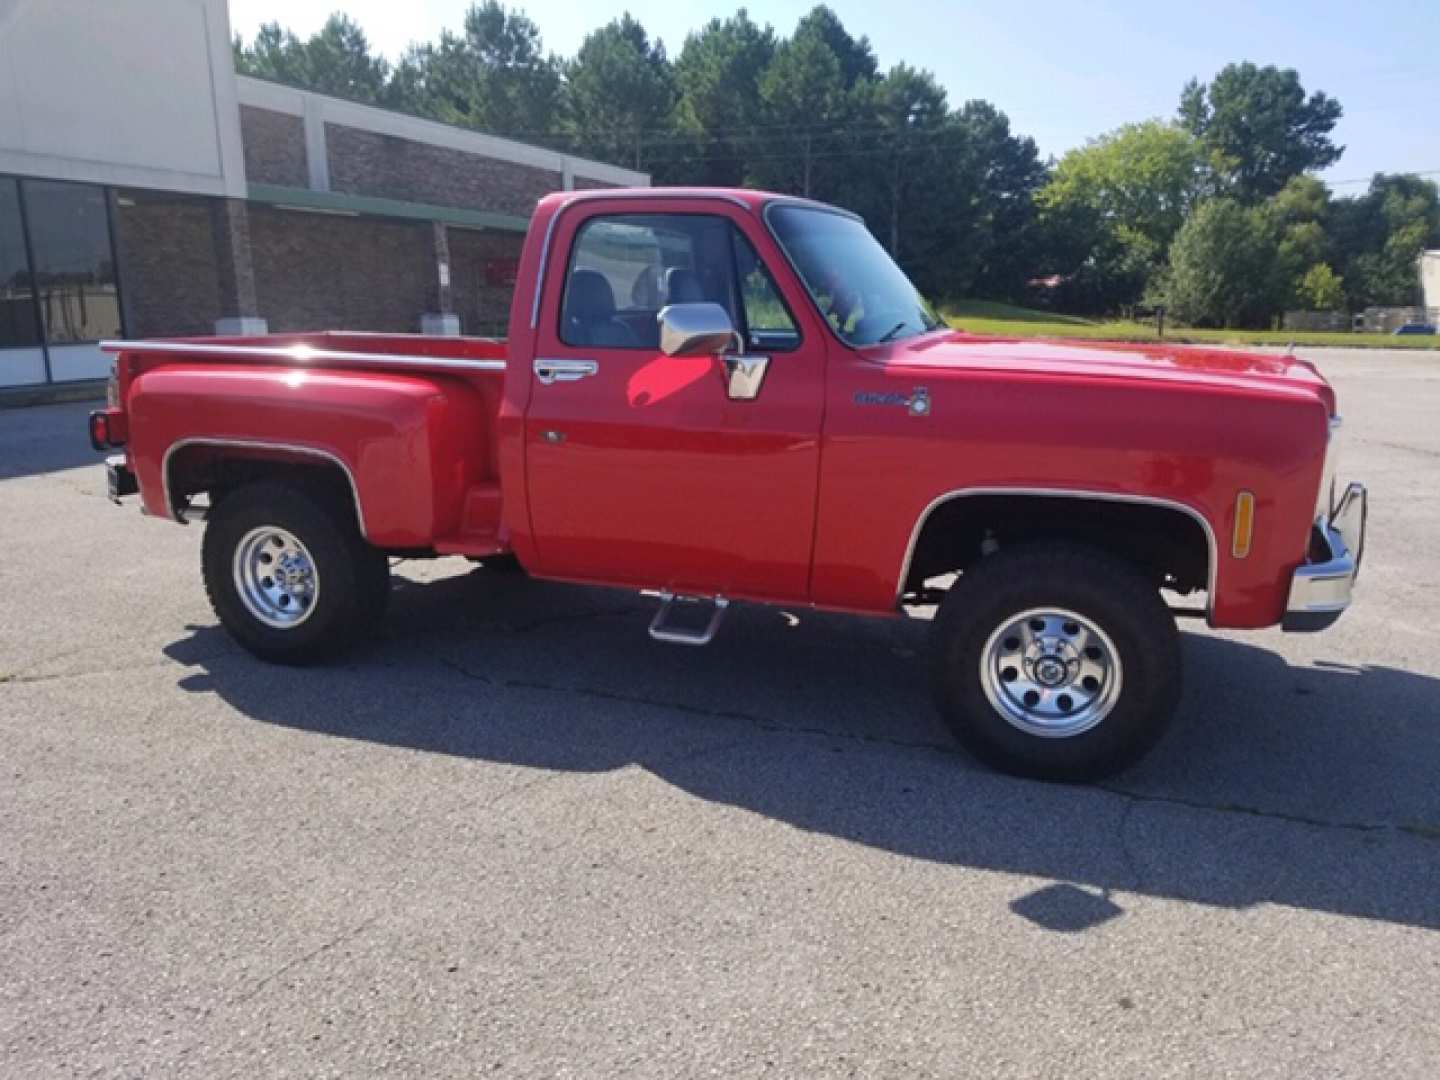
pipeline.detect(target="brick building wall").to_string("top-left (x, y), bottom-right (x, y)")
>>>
top-left (325, 124), bottom-right (561, 218)
top-left (249, 207), bottom-right (434, 333)
top-left (238, 105), bottom-right (308, 188)
top-left (96, 80), bottom-right (650, 344)
top-left (113, 192), bottom-right (223, 337)
top-left (448, 228), bottom-right (525, 337)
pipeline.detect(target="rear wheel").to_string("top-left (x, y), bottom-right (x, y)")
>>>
top-left (202, 480), bottom-right (388, 664)
top-left (929, 542), bottom-right (1180, 781)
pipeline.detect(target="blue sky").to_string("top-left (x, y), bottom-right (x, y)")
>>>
top-left (227, 0), bottom-right (1440, 191)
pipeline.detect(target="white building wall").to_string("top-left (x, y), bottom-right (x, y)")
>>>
top-left (0, 0), bottom-right (246, 198)
top-left (1421, 251), bottom-right (1440, 315)
top-left (0, 348), bottom-right (48, 388)
top-left (46, 344), bottom-right (111, 383)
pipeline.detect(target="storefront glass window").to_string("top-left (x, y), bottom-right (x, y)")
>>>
top-left (0, 179), bottom-right (41, 348)
top-left (22, 179), bottom-right (122, 344)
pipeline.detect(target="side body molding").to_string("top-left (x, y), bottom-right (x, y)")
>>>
top-left (162, 438), bottom-right (367, 534)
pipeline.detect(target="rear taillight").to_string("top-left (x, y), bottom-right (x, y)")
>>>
top-left (87, 408), bottom-right (127, 452)
top-left (88, 410), bottom-right (110, 451)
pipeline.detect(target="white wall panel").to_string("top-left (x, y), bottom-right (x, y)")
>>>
top-left (0, 347), bottom-right (47, 387)
top-left (46, 343), bottom-right (110, 383)
top-left (0, 0), bottom-right (246, 196)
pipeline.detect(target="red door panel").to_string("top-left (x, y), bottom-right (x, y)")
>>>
top-left (522, 201), bottom-right (826, 602)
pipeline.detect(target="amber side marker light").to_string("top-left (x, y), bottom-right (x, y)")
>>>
top-left (1232, 491), bottom-right (1256, 559)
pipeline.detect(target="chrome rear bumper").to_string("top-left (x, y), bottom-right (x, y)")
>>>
top-left (1283, 482), bottom-right (1367, 632)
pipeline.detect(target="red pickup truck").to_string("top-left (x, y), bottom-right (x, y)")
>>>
top-left (91, 187), bottom-right (1366, 781)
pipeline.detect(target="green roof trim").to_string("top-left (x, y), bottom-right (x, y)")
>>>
top-left (246, 183), bottom-right (531, 233)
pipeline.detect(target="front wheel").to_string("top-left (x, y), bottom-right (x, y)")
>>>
top-left (929, 542), bottom-right (1181, 782)
top-left (202, 480), bottom-right (389, 665)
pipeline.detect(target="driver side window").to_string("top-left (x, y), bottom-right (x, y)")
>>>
top-left (561, 213), bottom-right (741, 350)
top-left (558, 212), bottom-right (802, 353)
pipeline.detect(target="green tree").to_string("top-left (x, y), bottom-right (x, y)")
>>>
top-left (1295, 263), bottom-right (1345, 311)
top-left (1179, 63), bottom-right (1343, 201)
top-left (750, 8), bottom-right (881, 198)
top-left (234, 23), bottom-right (306, 86)
top-left (1264, 175), bottom-right (1332, 309)
top-left (1163, 198), bottom-right (1279, 327)
top-left (1330, 173), bottom-right (1440, 308)
top-left (565, 15), bottom-right (677, 169)
top-left (752, 22), bottom-right (848, 195)
top-left (668, 10), bottom-right (776, 186)
top-left (383, 45), bottom-right (434, 115)
top-left (1036, 120), bottom-right (1204, 312)
top-left (235, 15), bottom-right (390, 102)
top-left (392, 2), bottom-right (563, 139)
top-left (938, 100), bottom-right (1048, 301)
top-left (790, 5), bottom-right (876, 89)
top-left (853, 63), bottom-right (950, 259)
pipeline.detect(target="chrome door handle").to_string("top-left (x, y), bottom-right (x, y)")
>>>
top-left (534, 357), bottom-right (598, 384)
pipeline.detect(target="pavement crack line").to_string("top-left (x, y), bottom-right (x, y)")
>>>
top-left (0, 655), bottom-right (208, 687)
top-left (1114, 796), bottom-right (1145, 894)
top-left (384, 604), bottom-right (643, 645)
top-left (437, 655), bottom-right (1439, 844)
top-left (1367, 438), bottom-right (1440, 460)
top-left (437, 654), bottom-right (953, 756)
top-left (501, 606), bottom-right (647, 635)
top-left (481, 764), bottom-right (587, 812)
top-left (229, 915), bottom-right (379, 1007)
top-left (1096, 784), bottom-right (1424, 840)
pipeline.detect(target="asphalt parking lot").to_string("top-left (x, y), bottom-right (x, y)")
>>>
top-left (2, 346), bottom-right (1438, 1077)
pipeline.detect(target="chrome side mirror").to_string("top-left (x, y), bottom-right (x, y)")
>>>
top-left (658, 302), bottom-right (736, 357)
top-left (656, 301), bottom-right (769, 401)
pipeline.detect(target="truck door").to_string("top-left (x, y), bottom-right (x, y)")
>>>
top-left (523, 202), bottom-right (825, 601)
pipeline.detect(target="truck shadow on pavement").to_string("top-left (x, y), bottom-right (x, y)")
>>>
top-left (165, 565), bottom-right (1440, 932)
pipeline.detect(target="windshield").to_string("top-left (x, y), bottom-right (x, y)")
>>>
top-left (769, 205), bottom-right (941, 346)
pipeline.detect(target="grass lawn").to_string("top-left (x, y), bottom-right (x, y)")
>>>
top-left (941, 300), bottom-right (1440, 350)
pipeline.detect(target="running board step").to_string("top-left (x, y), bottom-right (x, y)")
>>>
top-left (648, 591), bottom-right (730, 646)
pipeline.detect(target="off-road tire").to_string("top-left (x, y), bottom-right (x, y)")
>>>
top-left (929, 542), bottom-right (1181, 782)
top-left (202, 480), bottom-right (389, 665)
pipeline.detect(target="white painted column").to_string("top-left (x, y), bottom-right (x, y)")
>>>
top-left (303, 95), bottom-right (330, 192)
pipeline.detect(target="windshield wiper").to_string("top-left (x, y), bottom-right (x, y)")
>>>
top-left (877, 321), bottom-right (909, 343)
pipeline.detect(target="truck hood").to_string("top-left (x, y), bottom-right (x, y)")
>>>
top-left (880, 331), bottom-right (1336, 412)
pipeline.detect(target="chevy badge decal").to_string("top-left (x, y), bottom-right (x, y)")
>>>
top-left (854, 387), bottom-right (930, 416)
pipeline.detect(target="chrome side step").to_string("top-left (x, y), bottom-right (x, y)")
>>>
top-left (648, 591), bottom-right (730, 646)
top-left (177, 495), bottom-right (211, 523)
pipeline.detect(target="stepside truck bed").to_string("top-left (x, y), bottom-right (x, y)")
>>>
top-left (102, 332), bottom-right (513, 556)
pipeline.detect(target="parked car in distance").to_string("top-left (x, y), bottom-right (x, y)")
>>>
top-left (90, 187), bottom-right (1367, 782)
top-left (1393, 323), bottom-right (1437, 335)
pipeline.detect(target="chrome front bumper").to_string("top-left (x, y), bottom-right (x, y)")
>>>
top-left (1283, 482), bottom-right (1367, 632)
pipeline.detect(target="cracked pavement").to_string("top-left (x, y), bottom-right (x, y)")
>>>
top-left (3, 347), bottom-right (1440, 1078)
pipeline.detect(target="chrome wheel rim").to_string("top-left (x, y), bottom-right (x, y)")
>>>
top-left (979, 607), bottom-right (1122, 738)
top-left (233, 525), bottom-right (319, 629)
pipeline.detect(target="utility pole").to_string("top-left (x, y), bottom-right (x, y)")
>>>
top-left (889, 146), bottom-right (901, 256)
